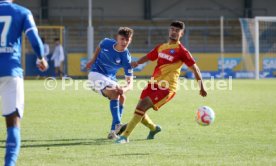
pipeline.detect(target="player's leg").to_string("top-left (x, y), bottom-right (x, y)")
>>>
top-left (118, 113), bottom-right (160, 139)
top-left (116, 96), bottom-right (153, 143)
top-left (1, 77), bottom-right (24, 166)
top-left (116, 106), bottom-right (157, 136)
top-left (141, 113), bottom-right (157, 132)
top-left (114, 94), bottom-right (126, 135)
top-left (116, 84), bottom-right (175, 143)
top-left (102, 88), bottom-right (123, 139)
top-left (59, 62), bottom-right (64, 77)
top-left (119, 94), bottom-right (125, 119)
top-left (145, 90), bottom-right (175, 139)
top-left (144, 91), bottom-right (175, 139)
top-left (119, 83), bottom-right (160, 140)
top-left (54, 67), bottom-right (59, 77)
top-left (88, 72), bottom-right (124, 139)
top-left (5, 112), bottom-right (21, 166)
top-left (58, 66), bottom-right (62, 78)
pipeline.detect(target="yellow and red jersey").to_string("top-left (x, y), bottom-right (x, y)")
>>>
top-left (146, 41), bottom-right (195, 92)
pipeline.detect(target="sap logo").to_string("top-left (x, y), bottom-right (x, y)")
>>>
top-left (158, 53), bottom-right (174, 61)
top-left (260, 72), bottom-right (271, 78)
top-left (218, 58), bottom-right (241, 70)
top-left (263, 58), bottom-right (276, 70)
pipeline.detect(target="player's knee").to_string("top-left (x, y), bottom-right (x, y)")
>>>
top-left (136, 97), bottom-right (153, 112)
top-left (107, 90), bottom-right (120, 100)
top-left (5, 111), bottom-right (20, 128)
top-left (119, 94), bottom-right (126, 103)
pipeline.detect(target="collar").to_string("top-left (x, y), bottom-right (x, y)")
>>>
top-left (113, 43), bottom-right (126, 53)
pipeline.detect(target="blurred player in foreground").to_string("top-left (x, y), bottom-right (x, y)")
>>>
top-left (116, 21), bottom-right (207, 144)
top-left (86, 27), bottom-right (134, 139)
top-left (0, 0), bottom-right (48, 165)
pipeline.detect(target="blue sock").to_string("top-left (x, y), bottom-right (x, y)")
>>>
top-left (110, 100), bottom-right (120, 130)
top-left (5, 127), bottom-right (21, 166)
top-left (119, 104), bottom-right (124, 119)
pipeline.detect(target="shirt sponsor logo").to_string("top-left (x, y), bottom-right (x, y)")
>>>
top-left (158, 52), bottom-right (174, 61)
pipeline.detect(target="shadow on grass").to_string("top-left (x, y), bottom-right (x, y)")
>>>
top-left (0, 138), bottom-right (113, 148)
top-left (110, 153), bottom-right (150, 156)
top-left (0, 137), bottom-right (153, 149)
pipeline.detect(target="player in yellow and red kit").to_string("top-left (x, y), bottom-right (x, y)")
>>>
top-left (116, 21), bottom-right (207, 144)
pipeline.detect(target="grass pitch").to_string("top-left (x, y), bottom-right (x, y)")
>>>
top-left (0, 79), bottom-right (276, 166)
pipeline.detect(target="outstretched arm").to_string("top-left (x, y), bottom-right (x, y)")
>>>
top-left (189, 64), bottom-right (207, 97)
top-left (131, 55), bottom-right (150, 68)
top-left (86, 46), bottom-right (101, 70)
top-left (131, 45), bottom-right (159, 68)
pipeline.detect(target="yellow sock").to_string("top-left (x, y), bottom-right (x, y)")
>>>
top-left (122, 112), bottom-right (143, 138)
top-left (141, 114), bottom-right (156, 131)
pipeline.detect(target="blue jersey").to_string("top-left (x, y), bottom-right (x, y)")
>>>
top-left (0, 0), bottom-right (44, 77)
top-left (91, 38), bottom-right (133, 80)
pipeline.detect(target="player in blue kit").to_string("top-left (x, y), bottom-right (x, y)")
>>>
top-left (0, 0), bottom-right (48, 165)
top-left (86, 27), bottom-right (134, 139)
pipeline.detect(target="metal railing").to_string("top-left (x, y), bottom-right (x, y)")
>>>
top-left (65, 23), bottom-right (242, 53)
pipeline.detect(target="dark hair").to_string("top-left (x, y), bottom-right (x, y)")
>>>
top-left (41, 37), bottom-right (45, 43)
top-left (170, 20), bottom-right (185, 30)
top-left (54, 38), bottom-right (60, 42)
top-left (117, 27), bottom-right (134, 39)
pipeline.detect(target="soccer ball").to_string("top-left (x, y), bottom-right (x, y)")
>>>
top-left (196, 106), bottom-right (215, 126)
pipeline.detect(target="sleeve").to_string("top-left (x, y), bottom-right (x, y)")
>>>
top-left (146, 45), bottom-right (159, 61)
top-left (23, 11), bottom-right (44, 59)
top-left (122, 52), bottom-right (133, 77)
top-left (180, 47), bottom-right (196, 67)
top-left (99, 38), bottom-right (110, 49)
top-left (26, 30), bottom-right (44, 60)
top-left (23, 10), bottom-right (37, 34)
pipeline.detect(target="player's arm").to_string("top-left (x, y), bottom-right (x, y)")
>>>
top-left (26, 30), bottom-right (43, 60)
top-left (131, 45), bottom-right (159, 68)
top-left (131, 55), bottom-right (149, 68)
top-left (24, 13), bottom-right (48, 71)
top-left (86, 46), bottom-right (101, 70)
top-left (189, 64), bottom-right (207, 97)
